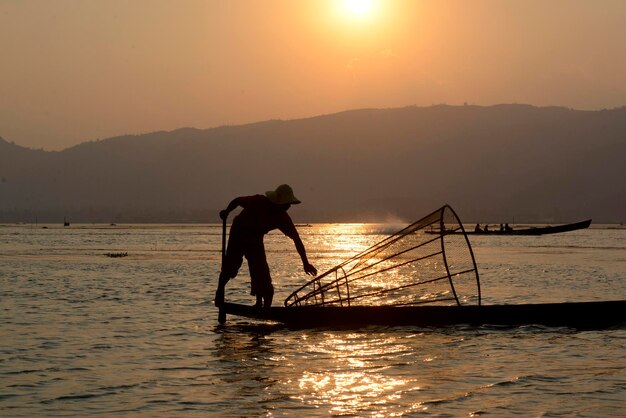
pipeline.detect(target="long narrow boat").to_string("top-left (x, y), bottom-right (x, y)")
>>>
top-left (430, 219), bottom-right (592, 236)
top-left (217, 206), bottom-right (618, 330)
top-left (219, 300), bottom-right (626, 330)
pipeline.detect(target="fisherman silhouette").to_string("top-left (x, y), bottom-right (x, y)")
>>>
top-left (214, 184), bottom-right (317, 308)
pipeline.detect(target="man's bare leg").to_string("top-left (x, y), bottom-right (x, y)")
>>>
top-left (263, 285), bottom-right (274, 308)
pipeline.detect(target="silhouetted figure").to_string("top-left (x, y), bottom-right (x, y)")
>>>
top-left (474, 224), bottom-right (482, 233)
top-left (504, 223), bottom-right (513, 232)
top-left (214, 184), bottom-right (317, 308)
top-left (484, 224), bottom-right (490, 232)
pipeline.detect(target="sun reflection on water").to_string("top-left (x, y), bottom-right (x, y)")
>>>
top-left (298, 370), bottom-right (412, 415)
top-left (293, 332), bottom-right (424, 415)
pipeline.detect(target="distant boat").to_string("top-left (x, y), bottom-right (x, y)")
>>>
top-left (63, 217), bottom-right (70, 227)
top-left (429, 219), bottom-right (592, 236)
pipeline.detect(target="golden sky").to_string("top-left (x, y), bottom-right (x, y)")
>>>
top-left (1, 0), bottom-right (625, 150)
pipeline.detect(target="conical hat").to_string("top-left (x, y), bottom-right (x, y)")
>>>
top-left (265, 184), bottom-right (301, 205)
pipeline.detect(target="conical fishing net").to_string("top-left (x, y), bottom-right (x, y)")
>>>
top-left (285, 205), bottom-right (481, 307)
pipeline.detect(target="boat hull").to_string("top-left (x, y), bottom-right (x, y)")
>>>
top-left (218, 300), bottom-right (626, 330)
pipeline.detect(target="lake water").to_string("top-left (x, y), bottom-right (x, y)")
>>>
top-left (1, 222), bottom-right (625, 416)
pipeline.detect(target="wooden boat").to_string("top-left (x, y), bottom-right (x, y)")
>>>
top-left (429, 219), bottom-right (592, 236)
top-left (218, 300), bottom-right (626, 330)
top-left (217, 206), bottom-right (617, 330)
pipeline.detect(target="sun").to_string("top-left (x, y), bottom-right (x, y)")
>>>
top-left (340, 0), bottom-right (377, 21)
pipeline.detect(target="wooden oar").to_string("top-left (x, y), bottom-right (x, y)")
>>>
top-left (221, 216), bottom-right (226, 268)
top-left (218, 216), bottom-right (227, 323)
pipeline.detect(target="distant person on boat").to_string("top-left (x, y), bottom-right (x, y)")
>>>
top-left (474, 224), bottom-right (482, 233)
top-left (214, 184), bottom-right (318, 308)
top-left (504, 223), bottom-right (513, 232)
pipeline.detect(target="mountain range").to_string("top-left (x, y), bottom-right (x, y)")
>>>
top-left (1, 104), bottom-right (625, 224)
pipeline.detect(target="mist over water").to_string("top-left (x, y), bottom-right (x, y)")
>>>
top-left (1, 224), bottom-right (625, 416)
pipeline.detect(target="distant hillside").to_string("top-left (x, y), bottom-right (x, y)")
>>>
top-left (1, 104), bottom-right (625, 223)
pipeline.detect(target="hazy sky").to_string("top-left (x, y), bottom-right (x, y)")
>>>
top-left (1, 0), bottom-right (625, 151)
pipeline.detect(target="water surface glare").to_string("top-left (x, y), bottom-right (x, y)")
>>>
top-left (1, 223), bottom-right (625, 416)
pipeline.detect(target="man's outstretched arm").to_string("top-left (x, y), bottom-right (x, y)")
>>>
top-left (293, 235), bottom-right (317, 276)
